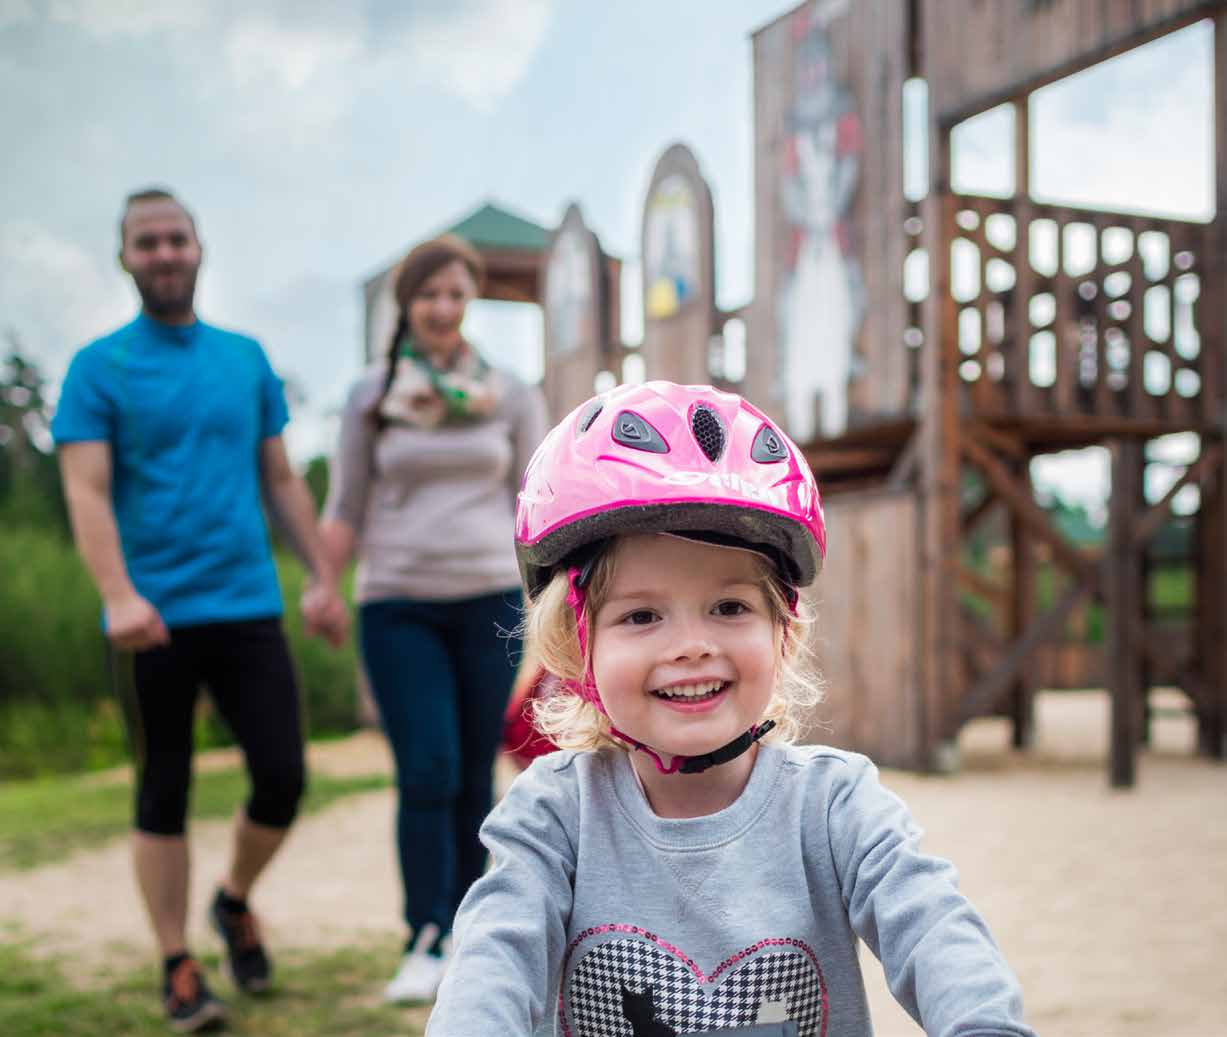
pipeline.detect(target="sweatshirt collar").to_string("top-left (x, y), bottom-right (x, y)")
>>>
top-left (608, 742), bottom-right (786, 851)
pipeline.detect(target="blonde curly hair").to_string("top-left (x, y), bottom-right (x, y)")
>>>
top-left (524, 536), bottom-right (822, 753)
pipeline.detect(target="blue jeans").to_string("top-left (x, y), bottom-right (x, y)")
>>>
top-left (359, 590), bottom-right (522, 942)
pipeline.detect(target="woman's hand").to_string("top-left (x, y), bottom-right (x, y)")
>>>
top-left (301, 579), bottom-right (349, 648)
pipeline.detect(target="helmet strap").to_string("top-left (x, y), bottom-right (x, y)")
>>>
top-left (678, 720), bottom-right (776, 774)
top-left (609, 720), bottom-right (776, 776)
top-left (564, 567), bottom-right (605, 714)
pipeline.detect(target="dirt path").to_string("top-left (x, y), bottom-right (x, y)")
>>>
top-left (3, 690), bottom-right (1224, 1035)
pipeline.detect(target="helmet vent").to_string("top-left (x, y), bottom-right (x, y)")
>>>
top-left (691, 406), bottom-right (725, 462)
top-left (612, 410), bottom-right (669, 453)
top-left (576, 400), bottom-right (604, 435)
top-left (751, 424), bottom-right (789, 463)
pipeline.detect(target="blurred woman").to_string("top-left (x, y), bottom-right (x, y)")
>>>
top-left (321, 235), bottom-right (547, 1002)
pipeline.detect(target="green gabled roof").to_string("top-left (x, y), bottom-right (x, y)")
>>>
top-left (442, 201), bottom-right (549, 253)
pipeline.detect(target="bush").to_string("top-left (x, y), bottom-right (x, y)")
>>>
top-left (0, 527), bottom-right (110, 702)
top-left (0, 524), bottom-right (361, 777)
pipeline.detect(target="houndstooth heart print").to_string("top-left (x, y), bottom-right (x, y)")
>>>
top-left (559, 925), bottom-right (827, 1037)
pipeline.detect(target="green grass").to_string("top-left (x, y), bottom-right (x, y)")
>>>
top-left (0, 934), bottom-right (429, 1036)
top-left (0, 767), bottom-right (390, 871)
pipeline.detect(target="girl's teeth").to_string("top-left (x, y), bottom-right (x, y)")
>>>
top-left (655, 681), bottom-right (724, 699)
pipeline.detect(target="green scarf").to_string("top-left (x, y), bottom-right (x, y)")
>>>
top-left (378, 337), bottom-right (502, 428)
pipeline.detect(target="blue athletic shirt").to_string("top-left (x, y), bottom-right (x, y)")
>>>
top-left (51, 313), bottom-right (290, 627)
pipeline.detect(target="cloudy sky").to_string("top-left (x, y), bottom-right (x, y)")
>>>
top-left (0, 2), bottom-right (1214, 506)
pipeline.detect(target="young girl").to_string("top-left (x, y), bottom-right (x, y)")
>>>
top-left (427, 382), bottom-right (1034, 1037)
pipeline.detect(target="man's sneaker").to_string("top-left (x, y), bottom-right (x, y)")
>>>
top-left (384, 923), bottom-right (447, 1003)
top-left (163, 957), bottom-right (227, 1033)
top-left (209, 888), bottom-right (272, 994)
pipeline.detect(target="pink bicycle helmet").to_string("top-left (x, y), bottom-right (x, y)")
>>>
top-left (515, 380), bottom-right (825, 597)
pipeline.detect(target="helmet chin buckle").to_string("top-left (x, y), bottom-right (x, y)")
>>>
top-left (678, 719), bottom-right (776, 774)
top-left (614, 719), bottom-right (777, 776)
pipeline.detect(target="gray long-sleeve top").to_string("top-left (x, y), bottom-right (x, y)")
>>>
top-left (323, 365), bottom-right (548, 603)
top-left (427, 744), bottom-right (1035, 1037)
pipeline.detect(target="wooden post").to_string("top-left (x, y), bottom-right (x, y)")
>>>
top-left (1107, 439), bottom-right (1144, 787)
top-left (1196, 442), bottom-right (1227, 758)
top-left (1011, 94), bottom-right (1039, 417)
top-left (1008, 456), bottom-right (1036, 748)
top-left (1196, 11), bottom-right (1227, 759)
top-left (919, 118), bottom-right (963, 770)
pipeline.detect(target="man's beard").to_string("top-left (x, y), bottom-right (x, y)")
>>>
top-left (136, 267), bottom-right (198, 320)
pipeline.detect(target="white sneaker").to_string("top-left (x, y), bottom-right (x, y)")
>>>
top-left (384, 923), bottom-right (447, 1003)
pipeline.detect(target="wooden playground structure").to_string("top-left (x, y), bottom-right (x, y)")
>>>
top-left (364, 0), bottom-right (1227, 786)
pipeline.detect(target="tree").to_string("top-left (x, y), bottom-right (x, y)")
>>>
top-left (1, 331), bottom-right (68, 534)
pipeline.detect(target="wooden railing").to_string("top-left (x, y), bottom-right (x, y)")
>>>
top-left (938, 193), bottom-right (1217, 428)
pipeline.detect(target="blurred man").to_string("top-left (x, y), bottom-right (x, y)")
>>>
top-left (51, 187), bottom-right (348, 1032)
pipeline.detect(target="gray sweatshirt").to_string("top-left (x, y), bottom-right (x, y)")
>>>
top-left (323, 365), bottom-right (548, 603)
top-left (427, 744), bottom-right (1034, 1037)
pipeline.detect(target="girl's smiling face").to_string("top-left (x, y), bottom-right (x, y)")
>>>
top-left (590, 534), bottom-right (779, 769)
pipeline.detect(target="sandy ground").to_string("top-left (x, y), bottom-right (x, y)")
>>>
top-left (3, 688), bottom-right (1225, 1035)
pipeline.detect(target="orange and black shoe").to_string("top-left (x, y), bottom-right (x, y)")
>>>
top-left (209, 888), bottom-right (272, 994)
top-left (163, 955), bottom-right (227, 1033)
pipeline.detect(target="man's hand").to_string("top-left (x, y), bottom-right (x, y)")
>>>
top-left (104, 591), bottom-right (170, 651)
top-left (301, 580), bottom-right (349, 648)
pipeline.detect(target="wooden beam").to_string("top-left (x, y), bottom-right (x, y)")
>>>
top-left (1140, 639), bottom-right (1191, 688)
top-left (955, 582), bottom-right (1089, 729)
top-left (888, 428), bottom-right (922, 489)
top-left (960, 486), bottom-right (1000, 537)
top-left (805, 446), bottom-right (898, 475)
top-left (969, 421), bottom-right (1027, 460)
top-left (961, 597), bottom-right (1004, 639)
top-left (962, 436), bottom-right (1101, 593)
top-left (1196, 436), bottom-right (1227, 757)
top-left (1107, 439), bottom-right (1145, 788)
top-left (1132, 443), bottom-right (1224, 549)
top-left (1009, 458), bottom-right (1037, 748)
top-left (959, 566), bottom-right (1011, 615)
top-left (918, 158), bottom-right (963, 765)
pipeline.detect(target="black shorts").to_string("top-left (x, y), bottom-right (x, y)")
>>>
top-left (111, 616), bottom-right (306, 835)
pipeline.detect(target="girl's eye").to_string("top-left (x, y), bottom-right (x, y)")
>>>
top-left (623, 609), bottom-right (658, 626)
top-left (713, 600), bottom-right (750, 617)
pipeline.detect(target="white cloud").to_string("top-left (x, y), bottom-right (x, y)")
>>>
top-left (224, 13), bottom-right (363, 92)
top-left (47, 0), bottom-right (207, 36)
top-left (0, 223), bottom-right (132, 374)
top-left (1031, 24), bottom-right (1212, 220)
top-left (402, 0), bottom-right (554, 113)
top-left (0, 0), bottom-right (34, 31)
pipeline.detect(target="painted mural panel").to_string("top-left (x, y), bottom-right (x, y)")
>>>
top-left (546, 224), bottom-right (592, 356)
top-left (775, 0), bottom-right (864, 441)
top-left (644, 174), bottom-right (699, 320)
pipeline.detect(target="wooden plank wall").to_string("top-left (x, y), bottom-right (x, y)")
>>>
top-left (805, 490), bottom-right (923, 768)
top-left (748, 0), bottom-right (912, 438)
top-left (922, 0), bottom-right (1223, 122)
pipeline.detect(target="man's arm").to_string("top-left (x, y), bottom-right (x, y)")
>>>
top-left (58, 441), bottom-right (170, 650)
top-left (259, 436), bottom-right (349, 647)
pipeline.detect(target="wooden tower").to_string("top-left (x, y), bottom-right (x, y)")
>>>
top-left (748, 0), bottom-right (1227, 786)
